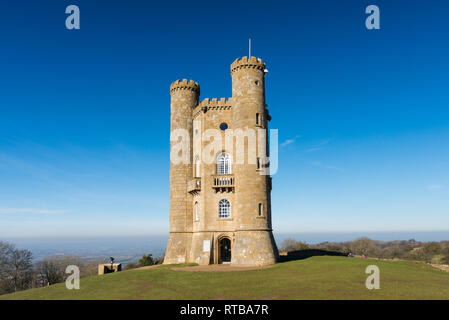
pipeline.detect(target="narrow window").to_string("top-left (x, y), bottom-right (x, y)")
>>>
top-left (219, 199), bottom-right (230, 218)
top-left (256, 113), bottom-right (259, 125)
top-left (195, 202), bottom-right (199, 221)
top-left (195, 156), bottom-right (200, 177)
top-left (257, 157), bottom-right (261, 169)
top-left (258, 203), bottom-right (262, 216)
top-left (217, 153), bottom-right (231, 174)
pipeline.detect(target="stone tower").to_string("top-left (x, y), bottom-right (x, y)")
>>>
top-left (164, 57), bottom-right (278, 266)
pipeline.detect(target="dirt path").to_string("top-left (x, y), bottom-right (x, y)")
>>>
top-left (170, 264), bottom-right (272, 272)
top-left (134, 265), bottom-right (161, 271)
top-left (431, 264), bottom-right (449, 273)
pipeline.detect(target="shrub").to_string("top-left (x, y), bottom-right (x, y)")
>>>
top-left (280, 238), bottom-right (309, 252)
top-left (138, 254), bottom-right (154, 267)
top-left (154, 255), bottom-right (165, 265)
top-left (35, 255), bottom-right (101, 286)
top-left (350, 238), bottom-right (379, 256)
top-left (124, 262), bottom-right (139, 270)
top-left (441, 246), bottom-right (449, 264)
top-left (421, 242), bottom-right (442, 263)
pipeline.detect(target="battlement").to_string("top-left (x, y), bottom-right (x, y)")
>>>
top-left (170, 79), bottom-right (200, 95)
top-left (230, 56), bottom-right (266, 75)
top-left (193, 98), bottom-right (232, 118)
top-left (199, 97), bottom-right (233, 108)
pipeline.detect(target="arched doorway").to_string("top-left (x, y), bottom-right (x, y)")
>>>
top-left (219, 238), bottom-right (231, 264)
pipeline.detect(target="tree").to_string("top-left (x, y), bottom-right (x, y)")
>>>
top-left (37, 258), bottom-right (65, 285)
top-left (280, 238), bottom-right (309, 252)
top-left (35, 255), bottom-right (98, 286)
top-left (350, 237), bottom-right (379, 256)
top-left (0, 241), bottom-right (33, 294)
top-left (9, 249), bottom-right (34, 292)
top-left (280, 238), bottom-right (296, 252)
top-left (0, 241), bottom-right (15, 294)
top-left (0, 241), bottom-right (14, 273)
top-left (381, 246), bottom-right (406, 259)
top-left (139, 254), bottom-right (154, 267)
top-left (442, 246), bottom-right (449, 264)
top-left (421, 242), bottom-right (442, 263)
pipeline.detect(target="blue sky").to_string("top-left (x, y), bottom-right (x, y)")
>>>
top-left (0, 0), bottom-right (448, 238)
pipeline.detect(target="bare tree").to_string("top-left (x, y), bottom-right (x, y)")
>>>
top-left (37, 258), bottom-right (65, 285)
top-left (9, 249), bottom-right (33, 292)
top-left (280, 238), bottom-right (310, 252)
top-left (0, 241), bottom-right (14, 272)
top-left (0, 241), bottom-right (33, 294)
top-left (350, 237), bottom-right (379, 256)
top-left (36, 255), bottom-right (101, 286)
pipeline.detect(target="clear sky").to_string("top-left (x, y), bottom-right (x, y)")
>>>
top-left (0, 0), bottom-right (448, 238)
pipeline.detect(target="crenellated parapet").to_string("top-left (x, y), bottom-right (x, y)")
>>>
top-left (230, 56), bottom-right (266, 75)
top-left (193, 97), bottom-right (233, 118)
top-left (199, 97), bottom-right (232, 109)
top-left (170, 79), bottom-right (200, 95)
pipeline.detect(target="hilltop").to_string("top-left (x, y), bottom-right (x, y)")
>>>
top-left (1, 256), bottom-right (449, 300)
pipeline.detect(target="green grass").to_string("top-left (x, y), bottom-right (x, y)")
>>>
top-left (2, 256), bottom-right (449, 300)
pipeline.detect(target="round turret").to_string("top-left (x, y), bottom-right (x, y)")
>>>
top-left (229, 56), bottom-right (276, 265)
top-left (230, 56), bottom-right (266, 76)
top-left (165, 78), bottom-right (199, 265)
top-left (170, 79), bottom-right (200, 95)
top-left (231, 57), bottom-right (266, 129)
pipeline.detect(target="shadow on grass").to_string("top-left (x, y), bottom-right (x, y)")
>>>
top-left (278, 249), bottom-right (347, 263)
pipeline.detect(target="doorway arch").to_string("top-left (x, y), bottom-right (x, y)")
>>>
top-left (219, 237), bottom-right (232, 264)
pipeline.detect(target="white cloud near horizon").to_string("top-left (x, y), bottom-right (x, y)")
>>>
top-left (310, 161), bottom-right (343, 172)
top-left (426, 185), bottom-right (443, 190)
top-left (281, 135), bottom-right (300, 147)
top-left (0, 208), bottom-right (67, 215)
top-left (0, 218), bottom-right (168, 238)
top-left (305, 139), bottom-right (330, 152)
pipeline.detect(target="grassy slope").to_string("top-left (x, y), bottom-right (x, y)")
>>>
top-left (2, 256), bottom-right (449, 300)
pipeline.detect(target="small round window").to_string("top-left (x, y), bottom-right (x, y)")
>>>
top-left (255, 80), bottom-right (260, 86)
top-left (219, 122), bottom-right (228, 131)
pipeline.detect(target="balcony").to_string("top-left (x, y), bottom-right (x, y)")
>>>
top-left (188, 177), bottom-right (201, 195)
top-left (212, 174), bottom-right (235, 193)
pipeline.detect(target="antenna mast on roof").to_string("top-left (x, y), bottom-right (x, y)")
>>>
top-left (249, 38), bottom-right (251, 58)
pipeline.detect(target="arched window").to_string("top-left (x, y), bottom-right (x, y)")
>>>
top-left (218, 199), bottom-right (230, 218)
top-left (194, 201), bottom-right (199, 221)
top-left (217, 153), bottom-right (231, 175)
top-left (195, 156), bottom-right (200, 177)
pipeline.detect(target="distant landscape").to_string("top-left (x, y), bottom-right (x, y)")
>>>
top-left (5, 231), bottom-right (449, 263)
top-left (5, 236), bottom-right (167, 264)
top-left (1, 231), bottom-right (449, 297)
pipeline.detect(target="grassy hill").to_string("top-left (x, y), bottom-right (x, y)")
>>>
top-left (2, 256), bottom-right (449, 300)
